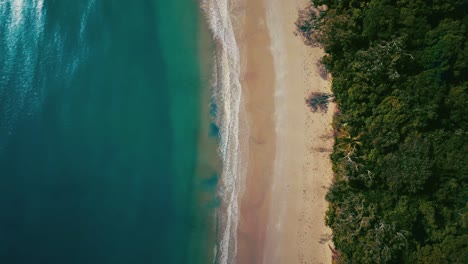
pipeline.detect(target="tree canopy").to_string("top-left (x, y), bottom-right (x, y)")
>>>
top-left (298, 0), bottom-right (468, 262)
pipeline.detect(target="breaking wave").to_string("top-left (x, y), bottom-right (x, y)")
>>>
top-left (200, 0), bottom-right (246, 263)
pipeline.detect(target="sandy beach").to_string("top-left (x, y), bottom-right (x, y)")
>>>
top-left (235, 0), bottom-right (335, 263)
top-left (235, 0), bottom-right (276, 263)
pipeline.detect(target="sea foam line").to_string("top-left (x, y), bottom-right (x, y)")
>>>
top-left (0, 0), bottom-right (46, 150)
top-left (200, 0), bottom-right (245, 263)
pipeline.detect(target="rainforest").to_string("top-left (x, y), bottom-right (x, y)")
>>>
top-left (297, 0), bottom-right (467, 263)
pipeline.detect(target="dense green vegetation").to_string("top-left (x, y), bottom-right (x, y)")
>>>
top-left (297, 0), bottom-right (467, 263)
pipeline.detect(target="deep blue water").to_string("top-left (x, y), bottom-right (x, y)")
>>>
top-left (0, 1), bottom-right (215, 263)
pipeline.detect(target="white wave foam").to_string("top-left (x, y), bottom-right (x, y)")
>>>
top-left (200, 1), bottom-right (246, 263)
top-left (79, 0), bottom-right (95, 44)
top-left (0, 0), bottom-right (95, 150)
top-left (0, 0), bottom-right (46, 136)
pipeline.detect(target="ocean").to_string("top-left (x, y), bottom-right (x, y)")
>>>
top-left (0, 0), bottom-right (220, 263)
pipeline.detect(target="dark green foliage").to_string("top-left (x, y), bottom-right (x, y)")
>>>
top-left (299, 0), bottom-right (468, 262)
top-left (381, 138), bottom-right (432, 194)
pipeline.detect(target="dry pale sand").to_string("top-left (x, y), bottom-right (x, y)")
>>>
top-left (263, 0), bottom-right (336, 263)
top-left (235, 0), bottom-right (335, 263)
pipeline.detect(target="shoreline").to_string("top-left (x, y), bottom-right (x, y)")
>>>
top-left (200, 0), bottom-right (248, 263)
top-left (203, 0), bottom-right (336, 263)
top-left (190, 8), bottom-right (222, 264)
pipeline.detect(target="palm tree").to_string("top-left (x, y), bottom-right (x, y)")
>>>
top-left (335, 124), bottom-right (363, 170)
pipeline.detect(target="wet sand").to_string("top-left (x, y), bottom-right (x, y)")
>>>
top-left (235, 0), bottom-right (276, 263)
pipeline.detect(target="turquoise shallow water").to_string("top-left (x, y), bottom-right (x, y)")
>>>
top-left (0, 1), bottom-right (216, 263)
